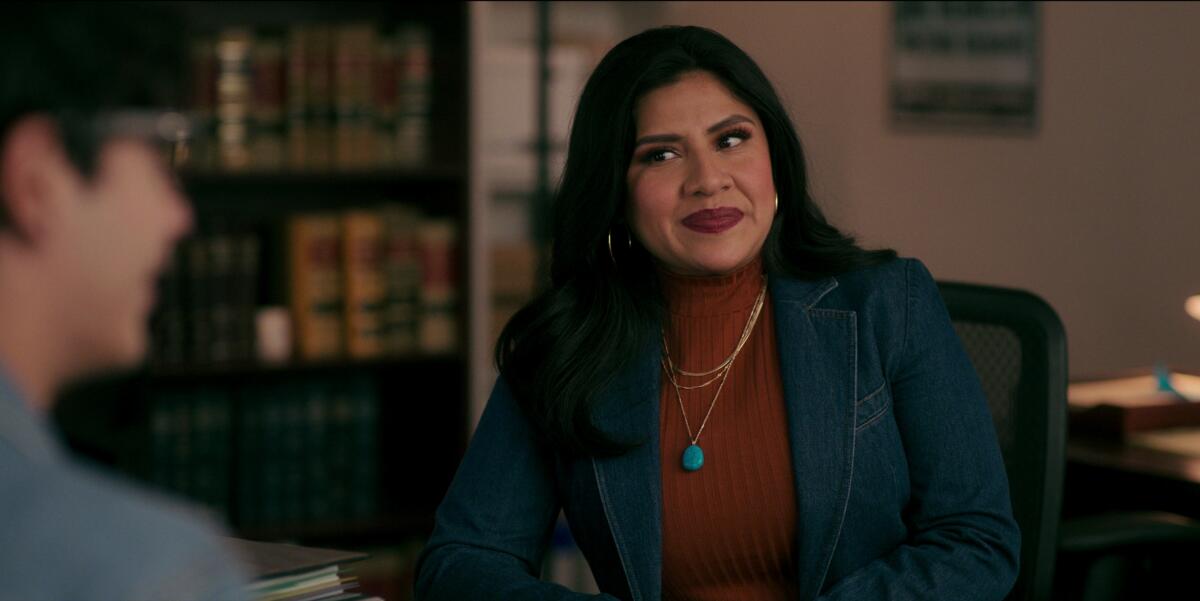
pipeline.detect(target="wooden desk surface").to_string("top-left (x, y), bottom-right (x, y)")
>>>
top-left (1066, 432), bottom-right (1200, 519)
top-left (1068, 435), bottom-right (1200, 484)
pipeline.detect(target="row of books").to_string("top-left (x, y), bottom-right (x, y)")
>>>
top-left (149, 204), bottom-right (459, 367)
top-left (289, 206), bottom-right (459, 360)
top-left (153, 229), bottom-right (260, 366)
top-left (147, 376), bottom-right (379, 530)
top-left (149, 388), bottom-right (232, 514)
top-left (188, 23), bottom-right (432, 172)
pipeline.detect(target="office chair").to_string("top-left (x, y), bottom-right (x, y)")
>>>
top-left (939, 281), bottom-right (1200, 601)
top-left (938, 281), bottom-right (1067, 601)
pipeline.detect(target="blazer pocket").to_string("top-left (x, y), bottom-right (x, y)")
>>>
top-left (855, 382), bottom-right (892, 431)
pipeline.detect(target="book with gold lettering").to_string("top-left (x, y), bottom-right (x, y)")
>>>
top-left (288, 214), bottom-right (344, 359)
top-left (342, 211), bottom-right (387, 358)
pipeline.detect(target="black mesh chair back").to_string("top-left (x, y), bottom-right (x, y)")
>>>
top-left (938, 281), bottom-right (1068, 601)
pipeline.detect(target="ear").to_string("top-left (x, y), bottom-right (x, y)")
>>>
top-left (0, 115), bottom-right (80, 244)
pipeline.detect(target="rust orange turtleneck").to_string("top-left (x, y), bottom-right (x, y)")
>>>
top-left (657, 254), bottom-right (798, 601)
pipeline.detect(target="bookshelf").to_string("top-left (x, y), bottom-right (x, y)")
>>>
top-left (51, 2), bottom-right (472, 595)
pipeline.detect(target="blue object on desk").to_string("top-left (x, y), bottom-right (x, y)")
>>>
top-left (1155, 363), bottom-right (1191, 403)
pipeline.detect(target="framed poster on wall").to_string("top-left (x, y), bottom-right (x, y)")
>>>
top-left (891, 1), bottom-right (1039, 130)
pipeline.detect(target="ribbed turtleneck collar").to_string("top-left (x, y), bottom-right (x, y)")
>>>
top-left (657, 254), bottom-right (766, 318)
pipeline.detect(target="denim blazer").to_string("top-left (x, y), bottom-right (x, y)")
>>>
top-left (416, 258), bottom-right (1020, 601)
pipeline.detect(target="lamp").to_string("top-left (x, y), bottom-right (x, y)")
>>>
top-left (1188, 295), bottom-right (1200, 322)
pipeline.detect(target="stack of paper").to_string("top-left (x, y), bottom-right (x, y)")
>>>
top-left (1069, 372), bottom-right (1200, 408)
top-left (227, 538), bottom-right (380, 601)
top-left (1068, 368), bottom-right (1200, 437)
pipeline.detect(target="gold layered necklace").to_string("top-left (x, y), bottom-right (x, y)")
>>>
top-left (661, 275), bottom-right (767, 472)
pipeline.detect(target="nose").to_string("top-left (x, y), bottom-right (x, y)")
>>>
top-left (682, 149), bottom-right (733, 198)
top-left (168, 189), bottom-right (195, 242)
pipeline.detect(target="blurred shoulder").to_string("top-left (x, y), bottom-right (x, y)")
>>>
top-left (0, 447), bottom-right (246, 600)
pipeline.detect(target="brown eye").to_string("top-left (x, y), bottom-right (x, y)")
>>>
top-left (717, 127), bottom-right (752, 150)
top-left (641, 148), bottom-right (679, 164)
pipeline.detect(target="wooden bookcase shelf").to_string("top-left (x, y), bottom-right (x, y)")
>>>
top-left (181, 166), bottom-right (465, 182)
top-left (145, 353), bottom-right (463, 381)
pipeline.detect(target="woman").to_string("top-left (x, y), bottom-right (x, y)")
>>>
top-left (416, 26), bottom-right (1019, 601)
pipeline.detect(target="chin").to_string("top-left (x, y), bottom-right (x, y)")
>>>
top-left (102, 332), bottom-right (150, 370)
top-left (123, 337), bottom-right (150, 365)
top-left (689, 251), bottom-right (756, 275)
top-left (70, 345), bottom-right (147, 384)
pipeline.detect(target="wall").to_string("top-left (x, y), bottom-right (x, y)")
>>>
top-left (651, 1), bottom-right (1200, 377)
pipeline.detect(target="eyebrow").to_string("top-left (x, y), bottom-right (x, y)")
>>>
top-left (633, 114), bottom-right (755, 147)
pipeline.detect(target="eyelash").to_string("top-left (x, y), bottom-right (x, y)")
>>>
top-left (718, 127), bottom-right (752, 149)
top-left (638, 127), bottom-right (753, 164)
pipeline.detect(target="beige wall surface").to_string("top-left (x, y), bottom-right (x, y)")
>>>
top-left (651, 1), bottom-right (1200, 377)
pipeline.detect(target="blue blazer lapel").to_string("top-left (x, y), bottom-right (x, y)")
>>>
top-left (772, 275), bottom-right (858, 601)
top-left (590, 339), bottom-right (662, 601)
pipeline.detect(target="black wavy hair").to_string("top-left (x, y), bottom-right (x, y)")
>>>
top-left (0, 2), bottom-right (187, 227)
top-left (496, 26), bottom-right (896, 456)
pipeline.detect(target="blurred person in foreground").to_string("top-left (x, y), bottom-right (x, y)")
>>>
top-left (417, 26), bottom-right (1019, 600)
top-left (0, 4), bottom-right (247, 599)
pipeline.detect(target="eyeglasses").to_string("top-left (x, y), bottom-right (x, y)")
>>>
top-left (56, 109), bottom-right (198, 170)
top-left (88, 110), bottom-right (196, 169)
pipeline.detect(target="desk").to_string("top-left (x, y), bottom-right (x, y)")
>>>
top-left (1066, 433), bottom-right (1200, 520)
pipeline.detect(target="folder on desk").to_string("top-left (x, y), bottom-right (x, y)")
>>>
top-left (1069, 368), bottom-right (1200, 437)
top-left (226, 538), bottom-right (378, 601)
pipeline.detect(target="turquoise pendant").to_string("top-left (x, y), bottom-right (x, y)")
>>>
top-left (682, 444), bottom-right (705, 472)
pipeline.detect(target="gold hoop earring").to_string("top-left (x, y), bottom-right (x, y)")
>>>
top-left (774, 194), bottom-right (779, 212)
top-left (607, 228), bottom-right (633, 266)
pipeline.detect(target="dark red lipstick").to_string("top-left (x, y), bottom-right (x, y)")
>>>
top-left (681, 207), bottom-right (743, 234)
